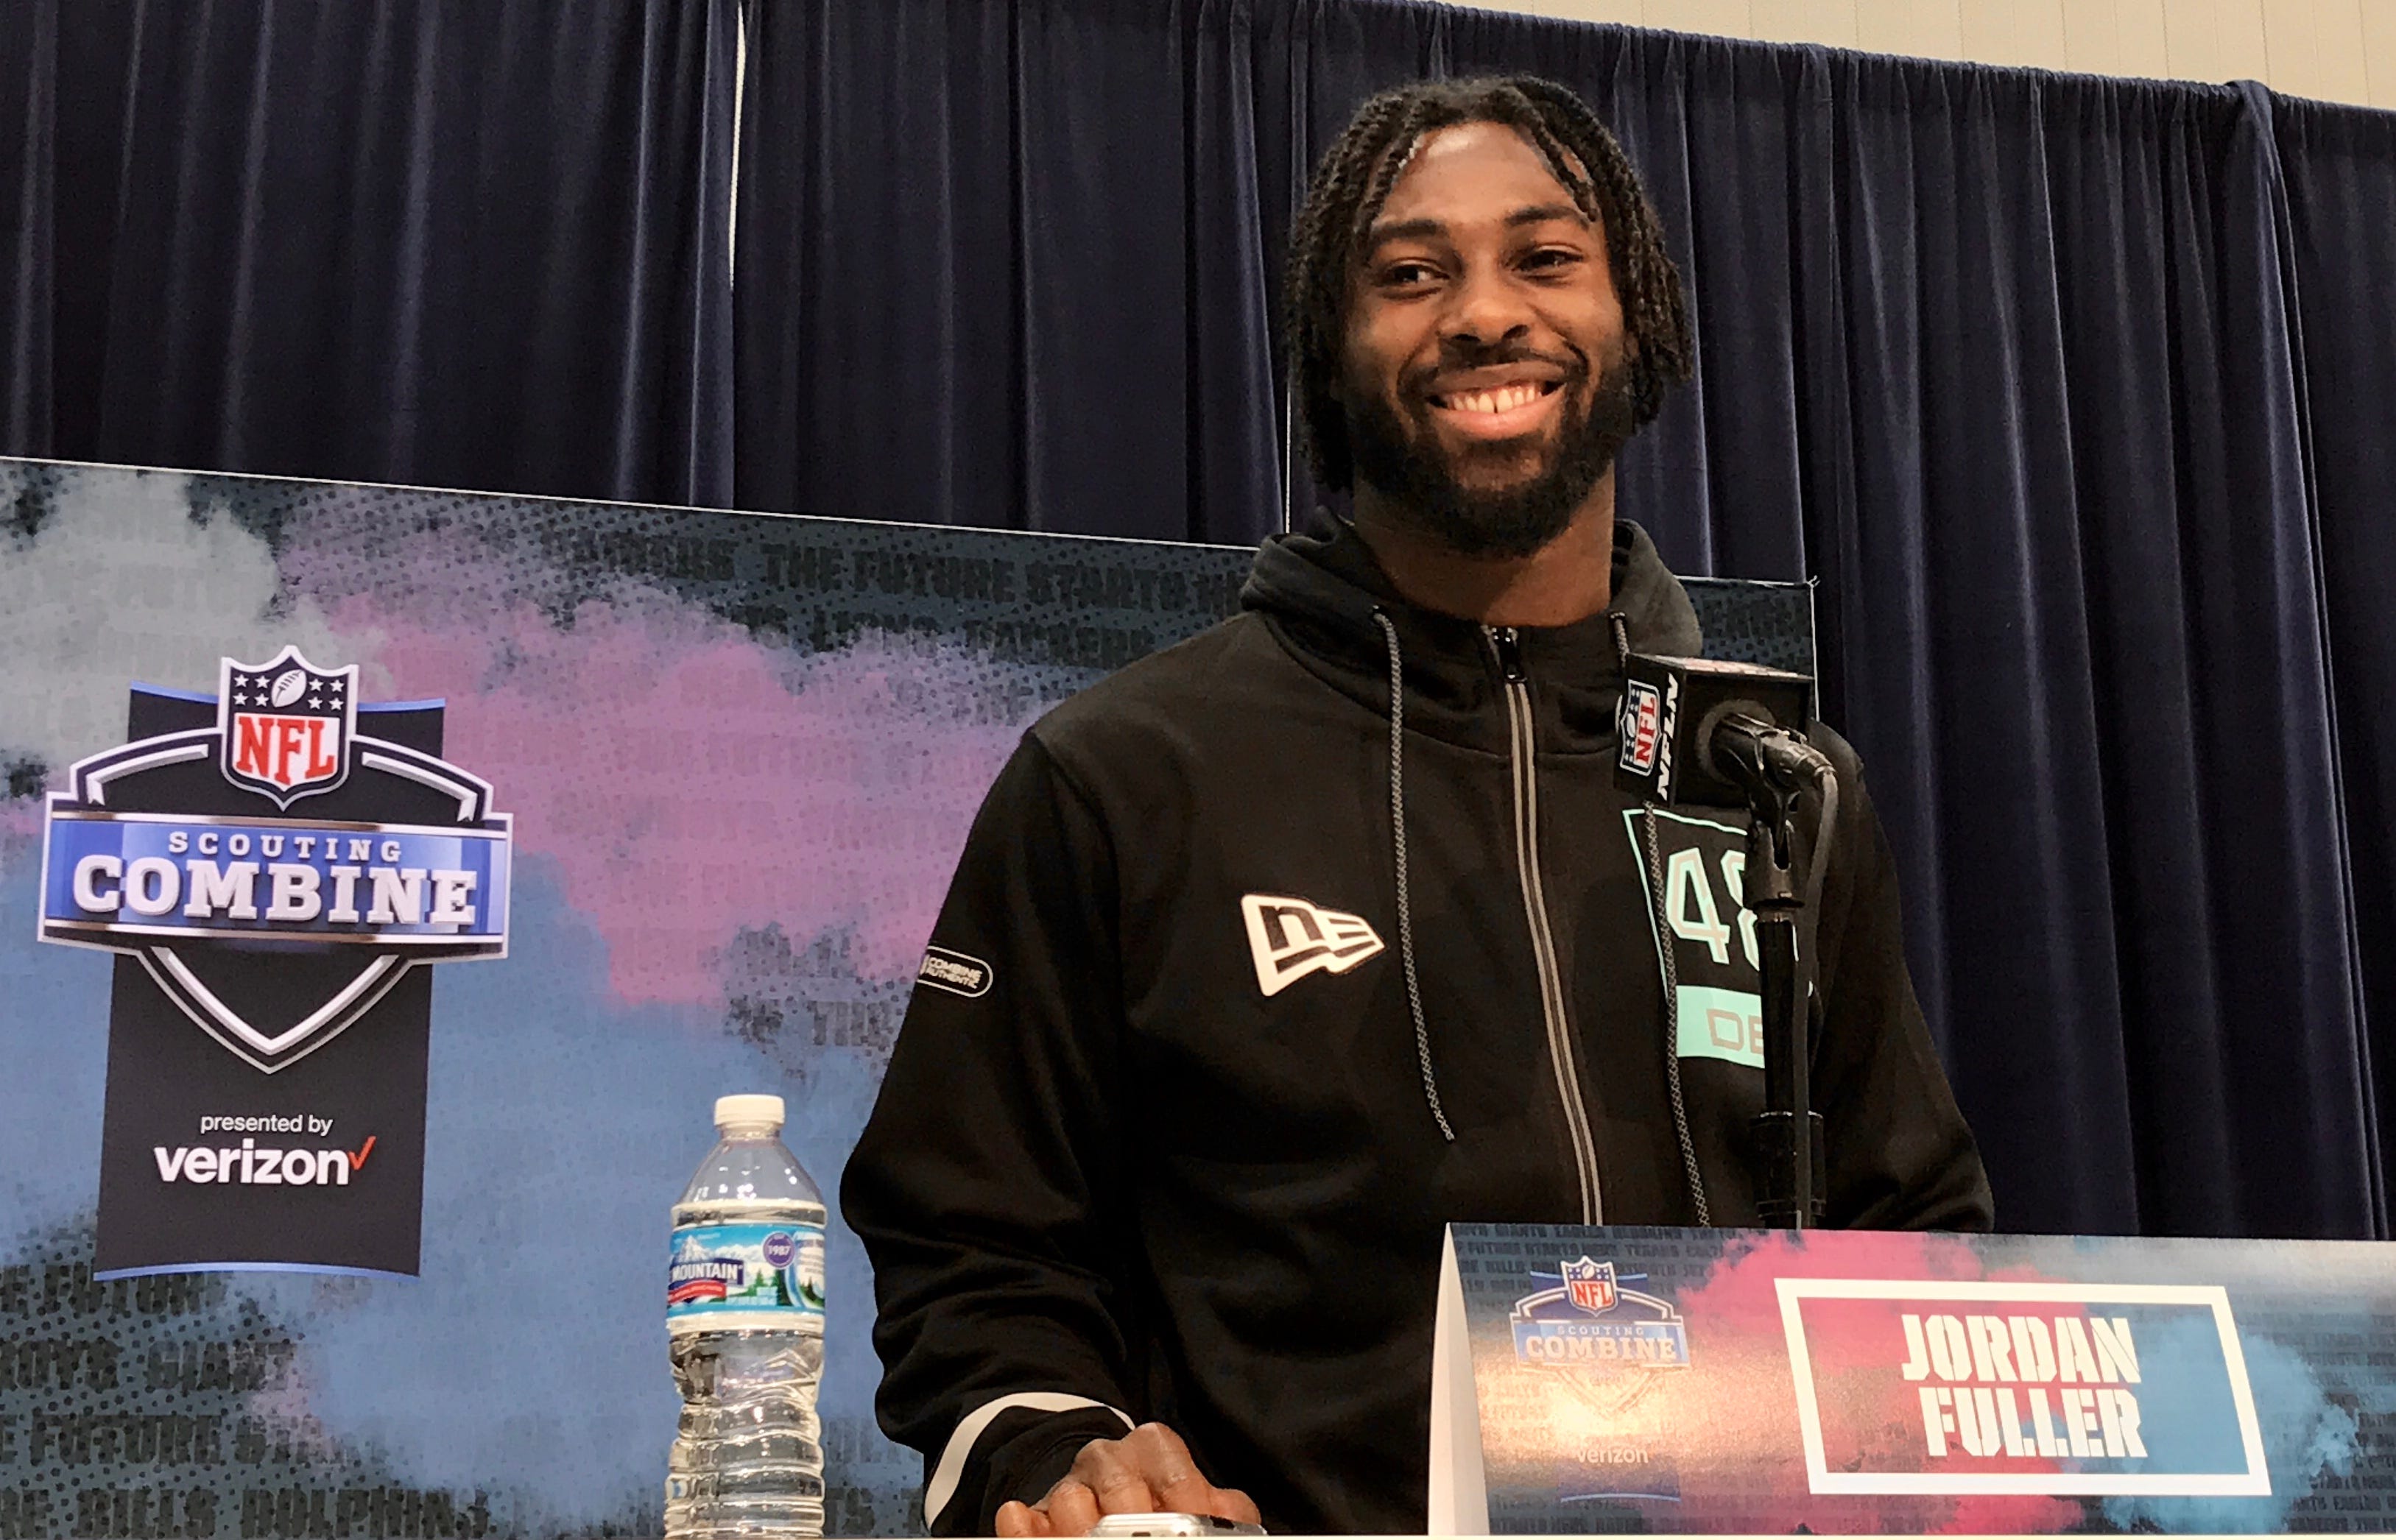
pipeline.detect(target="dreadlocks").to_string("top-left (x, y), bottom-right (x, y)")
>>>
top-left (1283, 75), bottom-right (1693, 493)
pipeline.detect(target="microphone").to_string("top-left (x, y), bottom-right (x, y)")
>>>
top-left (1704, 707), bottom-right (1835, 802)
top-left (1615, 650), bottom-right (1837, 1229)
top-left (1613, 653), bottom-right (1819, 808)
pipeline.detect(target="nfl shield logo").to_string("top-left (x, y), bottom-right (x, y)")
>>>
top-left (1564, 1257), bottom-right (1618, 1314)
top-left (1618, 680), bottom-right (1660, 775)
top-left (219, 646), bottom-right (359, 808)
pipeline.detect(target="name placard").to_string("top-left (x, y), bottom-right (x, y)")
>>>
top-left (1429, 1225), bottom-right (2396, 1534)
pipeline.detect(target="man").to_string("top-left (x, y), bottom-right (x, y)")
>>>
top-left (845, 75), bottom-right (1992, 1538)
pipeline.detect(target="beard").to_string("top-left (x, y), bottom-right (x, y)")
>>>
top-left (1343, 343), bottom-right (1638, 560)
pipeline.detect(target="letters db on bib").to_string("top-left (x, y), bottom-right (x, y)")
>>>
top-left (37, 650), bottom-right (512, 1278)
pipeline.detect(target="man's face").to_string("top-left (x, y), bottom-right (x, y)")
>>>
top-left (1339, 120), bottom-right (1635, 559)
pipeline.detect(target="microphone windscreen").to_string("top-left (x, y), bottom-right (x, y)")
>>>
top-left (1615, 654), bottom-right (1814, 808)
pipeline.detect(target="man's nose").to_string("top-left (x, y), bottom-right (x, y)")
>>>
top-left (1442, 260), bottom-right (1534, 352)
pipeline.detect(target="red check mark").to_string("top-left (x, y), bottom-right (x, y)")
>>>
top-left (347, 1135), bottom-right (376, 1171)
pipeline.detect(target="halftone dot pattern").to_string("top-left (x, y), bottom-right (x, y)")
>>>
top-left (1682, 577), bottom-right (1815, 678)
top-left (253, 476), bottom-right (1258, 1017)
top-left (0, 463), bottom-right (363, 776)
top-left (0, 1220), bottom-right (537, 1540)
top-left (0, 1223), bottom-right (243, 1540)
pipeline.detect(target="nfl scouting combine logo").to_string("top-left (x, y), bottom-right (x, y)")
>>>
top-left (37, 648), bottom-right (512, 1075)
top-left (1513, 1257), bottom-right (1692, 1416)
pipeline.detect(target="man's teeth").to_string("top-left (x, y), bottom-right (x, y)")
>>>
top-left (1441, 383), bottom-right (1548, 414)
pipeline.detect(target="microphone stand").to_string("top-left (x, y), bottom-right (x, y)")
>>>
top-left (1726, 756), bottom-right (1825, 1229)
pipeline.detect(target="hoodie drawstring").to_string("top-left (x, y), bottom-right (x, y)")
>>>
top-left (1619, 607), bottom-right (1711, 1223)
top-left (1373, 610), bottom-right (1456, 1143)
top-left (1641, 806), bottom-right (1713, 1226)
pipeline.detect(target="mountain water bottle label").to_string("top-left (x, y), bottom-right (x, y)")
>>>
top-left (667, 1222), bottom-right (827, 1325)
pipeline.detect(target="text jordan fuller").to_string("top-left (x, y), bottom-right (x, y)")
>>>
top-left (70, 830), bottom-right (482, 926)
top-left (1900, 1312), bottom-right (2148, 1460)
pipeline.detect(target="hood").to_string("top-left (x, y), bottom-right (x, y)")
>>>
top-left (1238, 515), bottom-right (1704, 755)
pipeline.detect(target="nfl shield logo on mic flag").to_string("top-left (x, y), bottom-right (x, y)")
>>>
top-left (1618, 679), bottom-right (1661, 777)
top-left (219, 646), bottom-right (357, 807)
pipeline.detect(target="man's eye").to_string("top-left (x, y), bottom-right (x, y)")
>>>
top-left (1380, 261), bottom-right (1439, 287)
top-left (1521, 247), bottom-right (1582, 271)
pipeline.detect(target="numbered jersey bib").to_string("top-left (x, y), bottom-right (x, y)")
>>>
top-left (1623, 807), bottom-right (1769, 1070)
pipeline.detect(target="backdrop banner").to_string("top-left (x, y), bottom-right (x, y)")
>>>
top-left (1433, 1224), bottom-right (2396, 1535)
top-left (0, 457), bottom-right (1809, 1537)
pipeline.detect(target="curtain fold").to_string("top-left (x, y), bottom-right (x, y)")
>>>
top-left (0, 0), bottom-right (52, 455)
top-left (2272, 93), bottom-right (2396, 1232)
top-left (733, 0), bottom-right (2394, 1239)
top-left (733, 0), bottom-right (1285, 541)
top-left (0, 0), bottom-right (736, 508)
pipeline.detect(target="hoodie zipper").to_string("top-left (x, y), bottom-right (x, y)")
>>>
top-left (1488, 625), bottom-right (1604, 1226)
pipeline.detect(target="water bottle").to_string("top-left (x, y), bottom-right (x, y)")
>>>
top-left (666, 1094), bottom-right (828, 1539)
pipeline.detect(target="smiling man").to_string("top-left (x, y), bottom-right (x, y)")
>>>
top-left (845, 77), bottom-right (1992, 1537)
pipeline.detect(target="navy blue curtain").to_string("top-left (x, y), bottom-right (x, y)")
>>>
top-left (731, 0), bottom-right (1289, 543)
top-left (2273, 94), bottom-right (2396, 1235)
top-left (733, 0), bottom-right (2394, 1240)
top-left (0, 0), bottom-right (737, 508)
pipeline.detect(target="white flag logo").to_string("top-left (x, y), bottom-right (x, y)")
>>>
top-left (1241, 893), bottom-right (1386, 997)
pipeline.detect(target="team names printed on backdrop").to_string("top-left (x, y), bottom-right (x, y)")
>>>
top-left (1775, 1280), bottom-right (2271, 1497)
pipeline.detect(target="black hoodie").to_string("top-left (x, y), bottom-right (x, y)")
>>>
top-left (843, 520), bottom-right (1992, 1536)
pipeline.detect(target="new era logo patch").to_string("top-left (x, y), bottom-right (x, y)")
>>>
top-left (1241, 894), bottom-right (1385, 997)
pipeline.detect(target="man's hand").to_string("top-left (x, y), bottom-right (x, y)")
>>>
top-left (993, 1423), bottom-right (1261, 1537)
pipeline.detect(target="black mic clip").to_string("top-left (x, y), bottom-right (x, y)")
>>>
top-left (1696, 704), bottom-right (1833, 881)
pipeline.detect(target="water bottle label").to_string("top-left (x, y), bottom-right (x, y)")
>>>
top-left (666, 1222), bottom-right (826, 1324)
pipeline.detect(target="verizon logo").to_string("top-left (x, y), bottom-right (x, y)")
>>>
top-left (154, 1134), bottom-right (377, 1186)
top-left (1241, 894), bottom-right (1385, 997)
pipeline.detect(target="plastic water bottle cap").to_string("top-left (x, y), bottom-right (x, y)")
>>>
top-left (713, 1093), bottom-right (786, 1131)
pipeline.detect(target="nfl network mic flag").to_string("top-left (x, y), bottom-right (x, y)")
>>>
top-left (36, 651), bottom-right (512, 1276)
